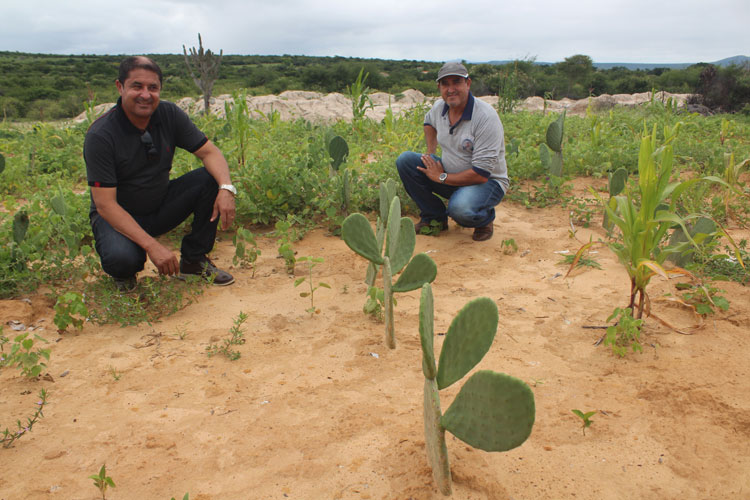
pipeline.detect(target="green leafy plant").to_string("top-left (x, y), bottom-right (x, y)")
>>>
top-left (362, 285), bottom-right (386, 322)
top-left (559, 251), bottom-right (601, 270)
top-left (275, 219), bottom-right (298, 274)
top-left (206, 311), bottom-right (248, 360)
top-left (54, 291), bottom-right (88, 332)
top-left (0, 331), bottom-right (51, 378)
top-left (233, 227), bottom-right (261, 277)
top-left (592, 124), bottom-right (741, 320)
top-left (674, 281), bottom-right (730, 316)
top-left (108, 366), bottom-right (122, 382)
top-left (604, 307), bottom-right (643, 357)
top-left (89, 464), bottom-right (115, 500)
top-left (501, 238), bottom-right (518, 255)
top-left (170, 494), bottom-right (189, 500)
top-left (342, 196), bottom-right (437, 349)
top-left (294, 256), bottom-right (331, 315)
top-left (346, 67), bottom-right (374, 121)
top-left (419, 284), bottom-right (535, 495)
top-left (571, 409), bottom-right (596, 435)
top-left (1, 388), bottom-right (47, 448)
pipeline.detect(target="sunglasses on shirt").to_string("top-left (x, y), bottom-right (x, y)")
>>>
top-left (140, 130), bottom-right (159, 159)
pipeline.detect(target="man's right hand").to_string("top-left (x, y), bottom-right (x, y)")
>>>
top-left (146, 241), bottom-right (179, 275)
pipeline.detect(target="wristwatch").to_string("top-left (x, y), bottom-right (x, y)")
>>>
top-left (219, 184), bottom-right (237, 195)
top-left (439, 172), bottom-right (448, 184)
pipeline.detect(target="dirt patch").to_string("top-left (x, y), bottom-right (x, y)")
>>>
top-left (1, 198), bottom-right (748, 499)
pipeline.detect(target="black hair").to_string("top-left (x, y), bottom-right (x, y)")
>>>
top-left (118, 56), bottom-right (163, 85)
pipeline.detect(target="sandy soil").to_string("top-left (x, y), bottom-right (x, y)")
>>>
top-left (1, 180), bottom-right (749, 500)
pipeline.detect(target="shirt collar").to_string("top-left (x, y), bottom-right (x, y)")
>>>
top-left (441, 92), bottom-right (475, 134)
top-left (114, 97), bottom-right (160, 132)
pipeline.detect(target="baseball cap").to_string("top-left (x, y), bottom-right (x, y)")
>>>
top-left (436, 62), bottom-right (469, 82)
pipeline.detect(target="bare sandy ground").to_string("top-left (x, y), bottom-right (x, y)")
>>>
top-left (2, 179), bottom-right (749, 499)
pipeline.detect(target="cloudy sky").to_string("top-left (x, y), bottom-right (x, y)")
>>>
top-left (2, 0), bottom-right (747, 64)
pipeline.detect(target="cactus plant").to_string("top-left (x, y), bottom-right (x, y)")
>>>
top-left (364, 179), bottom-right (399, 287)
top-left (603, 167), bottom-right (628, 229)
top-left (342, 196), bottom-right (437, 348)
top-left (539, 110), bottom-right (566, 177)
top-left (419, 283), bottom-right (535, 495)
top-left (0, 152), bottom-right (5, 175)
top-left (327, 135), bottom-right (349, 172)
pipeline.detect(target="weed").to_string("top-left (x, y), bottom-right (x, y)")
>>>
top-left (0, 330), bottom-right (50, 378)
top-left (571, 409), bottom-right (596, 435)
top-left (108, 366), bottom-right (121, 381)
top-left (294, 256), bottom-right (331, 315)
top-left (363, 286), bottom-right (386, 322)
top-left (54, 291), bottom-right (88, 332)
top-left (89, 464), bottom-right (115, 500)
top-left (674, 281), bottom-right (730, 316)
top-left (417, 219), bottom-right (447, 236)
top-left (559, 252), bottom-right (601, 270)
top-left (1, 388), bottom-right (47, 448)
top-left (171, 495), bottom-right (190, 500)
top-left (604, 307), bottom-right (643, 357)
top-left (232, 227), bottom-right (261, 277)
top-left (206, 311), bottom-right (248, 360)
top-left (501, 238), bottom-right (518, 255)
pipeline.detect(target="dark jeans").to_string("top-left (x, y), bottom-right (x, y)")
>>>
top-left (396, 151), bottom-right (505, 228)
top-left (90, 168), bottom-right (219, 279)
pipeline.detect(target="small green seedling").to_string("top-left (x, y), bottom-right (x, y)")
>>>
top-left (294, 256), bottom-right (331, 315)
top-left (571, 409), bottom-right (596, 435)
top-left (170, 494), bottom-right (189, 500)
top-left (501, 238), bottom-right (518, 255)
top-left (206, 312), bottom-right (248, 360)
top-left (54, 291), bottom-right (89, 332)
top-left (1, 388), bottom-right (47, 448)
top-left (108, 366), bottom-right (121, 381)
top-left (604, 307), bottom-right (643, 357)
top-left (233, 227), bottom-right (261, 277)
top-left (1, 332), bottom-right (51, 378)
top-left (89, 464), bottom-right (115, 500)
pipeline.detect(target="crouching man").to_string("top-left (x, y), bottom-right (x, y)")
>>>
top-left (84, 56), bottom-right (236, 290)
top-left (396, 62), bottom-right (508, 241)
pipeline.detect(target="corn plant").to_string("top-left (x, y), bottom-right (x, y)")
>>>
top-left (342, 196), bottom-right (437, 349)
top-left (592, 124), bottom-right (740, 320)
top-left (346, 67), bottom-right (374, 121)
top-left (419, 284), bottom-right (535, 495)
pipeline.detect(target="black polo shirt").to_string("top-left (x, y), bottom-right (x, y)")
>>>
top-left (84, 98), bottom-right (208, 216)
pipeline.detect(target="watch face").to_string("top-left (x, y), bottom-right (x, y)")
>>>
top-left (439, 173), bottom-right (448, 182)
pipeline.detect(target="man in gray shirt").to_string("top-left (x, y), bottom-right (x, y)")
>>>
top-left (396, 62), bottom-right (508, 241)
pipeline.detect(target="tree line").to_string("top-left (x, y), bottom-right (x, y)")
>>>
top-left (1, 51), bottom-right (748, 120)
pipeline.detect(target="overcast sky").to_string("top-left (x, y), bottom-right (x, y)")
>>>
top-left (2, 0), bottom-right (748, 64)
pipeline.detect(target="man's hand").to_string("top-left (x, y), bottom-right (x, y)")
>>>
top-left (418, 154), bottom-right (445, 182)
top-left (146, 240), bottom-right (179, 275)
top-left (211, 189), bottom-right (236, 231)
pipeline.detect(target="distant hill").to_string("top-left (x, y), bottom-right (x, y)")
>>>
top-left (482, 55), bottom-right (749, 70)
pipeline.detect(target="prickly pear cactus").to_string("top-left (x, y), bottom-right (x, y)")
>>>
top-left (418, 283), bottom-right (535, 495)
top-left (328, 135), bottom-right (349, 172)
top-left (342, 213), bottom-right (383, 264)
top-left (13, 211), bottom-right (29, 245)
top-left (540, 110), bottom-right (566, 177)
top-left (604, 167), bottom-right (628, 229)
top-left (0, 152), bottom-right (5, 175)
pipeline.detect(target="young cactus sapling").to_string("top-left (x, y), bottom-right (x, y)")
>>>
top-left (419, 284), bottom-right (535, 496)
top-left (364, 179), bottom-right (399, 289)
top-left (539, 110), bottom-right (566, 177)
top-left (342, 196), bottom-right (437, 349)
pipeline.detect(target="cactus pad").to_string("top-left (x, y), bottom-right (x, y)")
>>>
top-left (0, 152), bottom-right (5, 174)
top-left (390, 218), bottom-right (416, 274)
top-left (549, 152), bottom-right (563, 177)
top-left (546, 111), bottom-right (566, 152)
top-left (328, 135), bottom-right (349, 171)
top-left (379, 179), bottom-right (398, 222)
top-left (419, 283), bottom-right (437, 380)
top-left (436, 297), bottom-right (498, 390)
top-left (13, 211), bottom-right (29, 245)
top-left (50, 194), bottom-right (67, 216)
top-left (441, 370), bottom-right (535, 452)
top-left (392, 253), bottom-right (437, 293)
top-left (383, 257), bottom-right (395, 349)
top-left (423, 378), bottom-right (452, 495)
top-left (608, 167), bottom-right (628, 197)
top-left (342, 213), bottom-right (384, 265)
top-left (384, 197), bottom-right (402, 262)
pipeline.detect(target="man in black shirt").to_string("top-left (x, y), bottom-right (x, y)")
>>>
top-left (84, 56), bottom-right (236, 289)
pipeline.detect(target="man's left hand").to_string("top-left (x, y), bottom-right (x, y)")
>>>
top-left (211, 189), bottom-right (236, 231)
top-left (418, 154), bottom-right (445, 182)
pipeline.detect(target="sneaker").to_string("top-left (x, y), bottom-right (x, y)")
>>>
top-left (113, 276), bottom-right (137, 292)
top-left (179, 257), bottom-right (235, 286)
top-left (414, 219), bottom-right (449, 235)
top-left (472, 223), bottom-right (494, 241)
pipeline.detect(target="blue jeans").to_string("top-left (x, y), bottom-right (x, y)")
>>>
top-left (90, 168), bottom-right (219, 279)
top-left (396, 151), bottom-right (505, 228)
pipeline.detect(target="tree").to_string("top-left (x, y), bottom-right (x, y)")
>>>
top-left (182, 33), bottom-right (223, 114)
